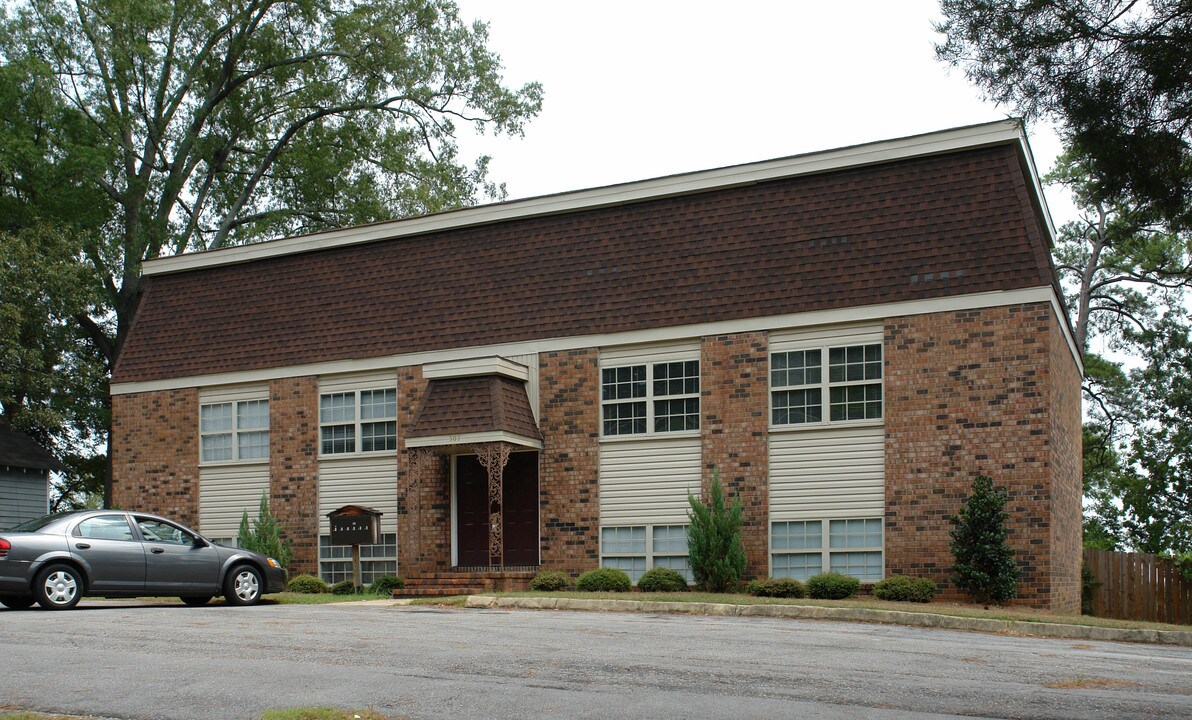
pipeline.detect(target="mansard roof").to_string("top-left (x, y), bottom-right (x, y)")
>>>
top-left (112, 120), bottom-right (1060, 387)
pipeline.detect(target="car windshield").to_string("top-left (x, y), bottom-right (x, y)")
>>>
top-left (5, 512), bottom-right (78, 533)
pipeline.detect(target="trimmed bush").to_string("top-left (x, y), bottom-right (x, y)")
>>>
top-left (576, 567), bottom-right (632, 592)
top-left (636, 567), bottom-right (689, 593)
top-left (331, 580), bottom-right (361, 595)
top-left (949, 474), bottom-right (1019, 605)
top-left (368, 575), bottom-right (405, 595)
top-left (529, 570), bottom-right (571, 592)
top-left (286, 573), bottom-right (328, 594)
top-left (873, 575), bottom-right (937, 603)
top-left (806, 572), bottom-right (860, 600)
top-left (686, 470), bottom-right (746, 592)
top-left (745, 577), bottom-right (805, 599)
top-left (237, 491), bottom-right (294, 568)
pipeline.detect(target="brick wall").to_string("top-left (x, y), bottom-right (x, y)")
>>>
top-left (1048, 314), bottom-right (1084, 614)
top-left (538, 348), bottom-right (601, 575)
top-left (268, 377), bottom-right (319, 576)
top-left (884, 302), bottom-right (1080, 610)
top-left (397, 365), bottom-right (452, 575)
top-left (111, 389), bottom-right (199, 526)
top-left (700, 333), bottom-right (770, 579)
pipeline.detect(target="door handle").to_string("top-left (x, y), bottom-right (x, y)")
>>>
top-left (150, 547), bottom-right (165, 554)
top-left (75, 543), bottom-right (91, 549)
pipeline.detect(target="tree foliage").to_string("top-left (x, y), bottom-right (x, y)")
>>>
top-left (936, 0), bottom-right (1192, 229)
top-left (949, 474), bottom-right (1019, 605)
top-left (686, 471), bottom-right (746, 593)
top-left (237, 491), bottom-right (293, 567)
top-left (0, 0), bottom-right (541, 502)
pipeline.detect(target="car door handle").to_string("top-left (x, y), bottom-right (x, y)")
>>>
top-left (75, 543), bottom-right (91, 549)
top-left (150, 547), bottom-right (165, 554)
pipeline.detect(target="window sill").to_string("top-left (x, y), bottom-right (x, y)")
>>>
top-left (768, 419), bottom-right (884, 433)
top-left (599, 430), bottom-right (701, 444)
top-left (198, 458), bottom-right (270, 469)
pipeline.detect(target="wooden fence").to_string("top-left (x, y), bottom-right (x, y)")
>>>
top-left (1083, 548), bottom-right (1191, 625)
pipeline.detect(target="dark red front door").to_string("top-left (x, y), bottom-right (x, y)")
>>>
top-left (455, 451), bottom-right (538, 566)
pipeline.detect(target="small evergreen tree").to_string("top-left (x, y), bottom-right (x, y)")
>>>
top-left (237, 491), bottom-right (294, 568)
top-left (949, 474), bottom-right (1019, 605)
top-left (686, 469), bottom-right (746, 593)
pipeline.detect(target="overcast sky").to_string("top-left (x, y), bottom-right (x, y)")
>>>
top-left (451, 0), bottom-right (1073, 223)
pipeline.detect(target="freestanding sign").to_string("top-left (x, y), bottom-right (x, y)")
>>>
top-left (327, 505), bottom-right (383, 589)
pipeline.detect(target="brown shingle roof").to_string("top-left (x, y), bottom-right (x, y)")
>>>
top-left (407, 376), bottom-right (542, 441)
top-left (113, 144), bottom-right (1054, 383)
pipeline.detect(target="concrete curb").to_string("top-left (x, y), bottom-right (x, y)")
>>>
top-left (463, 595), bottom-right (1192, 647)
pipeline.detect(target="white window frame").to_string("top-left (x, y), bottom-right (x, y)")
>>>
top-left (769, 518), bottom-right (884, 582)
top-left (199, 398), bottom-right (269, 464)
top-left (770, 343), bottom-right (883, 430)
top-left (318, 388), bottom-right (398, 457)
top-left (318, 533), bottom-right (398, 585)
top-left (600, 360), bottom-right (700, 439)
top-left (600, 524), bottom-right (692, 583)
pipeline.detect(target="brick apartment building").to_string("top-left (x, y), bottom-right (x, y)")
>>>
top-left (110, 120), bottom-right (1083, 610)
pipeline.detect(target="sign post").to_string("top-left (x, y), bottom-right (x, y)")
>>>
top-left (326, 505), bottom-right (383, 591)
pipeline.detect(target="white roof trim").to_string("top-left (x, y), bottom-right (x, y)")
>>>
top-left (111, 286), bottom-right (1082, 395)
top-left (422, 356), bottom-right (529, 381)
top-left (142, 119), bottom-right (1050, 277)
top-left (405, 431), bottom-right (543, 450)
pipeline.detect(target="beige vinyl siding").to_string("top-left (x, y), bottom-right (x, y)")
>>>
top-left (317, 456), bottom-right (399, 535)
top-left (318, 370), bottom-right (397, 394)
top-left (600, 339), bottom-right (700, 366)
top-left (504, 353), bottom-right (540, 421)
top-left (198, 463), bottom-right (269, 539)
top-left (768, 323), bottom-right (883, 353)
top-left (599, 437), bottom-right (701, 525)
top-left (768, 425), bottom-right (885, 520)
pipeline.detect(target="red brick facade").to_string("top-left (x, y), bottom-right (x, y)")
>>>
top-left (268, 376), bottom-right (320, 576)
top-left (111, 388), bottom-right (200, 526)
top-left (700, 333), bottom-right (770, 579)
top-left (397, 366), bottom-right (452, 575)
top-left (883, 303), bottom-right (1080, 610)
top-left (537, 349), bottom-right (601, 574)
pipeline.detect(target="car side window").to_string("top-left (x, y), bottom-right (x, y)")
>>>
top-left (135, 518), bottom-right (194, 545)
top-left (74, 515), bottom-right (136, 542)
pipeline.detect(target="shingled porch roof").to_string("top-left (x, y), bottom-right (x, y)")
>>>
top-left (405, 375), bottom-right (542, 450)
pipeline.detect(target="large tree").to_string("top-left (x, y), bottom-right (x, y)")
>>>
top-left (0, 0), bottom-right (541, 502)
top-left (936, 0), bottom-right (1192, 229)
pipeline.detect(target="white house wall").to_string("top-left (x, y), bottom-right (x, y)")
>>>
top-left (769, 425), bottom-right (885, 521)
top-left (317, 456), bottom-right (399, 536)
top-left (599, 437), bottom-right (701, 526)
top-left (198, 463), bottom-right (269, 540)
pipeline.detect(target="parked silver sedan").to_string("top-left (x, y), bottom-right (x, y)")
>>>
top-left (0, 510), bottom-right (286, 610)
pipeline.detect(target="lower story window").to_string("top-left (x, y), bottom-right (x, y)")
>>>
top-left (601, 524), bottom-right (692, 584)
top-left (770, 518), bottom-right (883, 582)
top-left (319, 533), bottom-right (398, 585)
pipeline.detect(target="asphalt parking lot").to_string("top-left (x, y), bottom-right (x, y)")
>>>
top-left (2, 599), bottom-right (1190, 719)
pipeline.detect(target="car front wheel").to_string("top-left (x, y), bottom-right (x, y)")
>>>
top-left (34, 564), bottom-right (84, 610)
top-left (223, 565), bottom-right (263, 606)
top-left (0, 595), bottom-right (36, 610)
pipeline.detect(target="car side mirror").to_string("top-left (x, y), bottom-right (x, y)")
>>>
top-left (193, 537), bottom-right (209, 548)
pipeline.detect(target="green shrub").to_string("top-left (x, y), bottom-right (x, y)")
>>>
top-left (529, 570), bottom-right (571, 592)
top-left (368, 575), bottom-right (404, 595)
top-left (237, 491), bottom-right (294, 568)
top-left (949, 474), bottom-right (1019, 605)
top-left (331, 580), bottom-right (361, 595)
top-left (687, 469), bottom-right (746, 592)
top-left (636, 567), bottom-right (689, 592)
top-left (873, 575), bottom-right (937, 603)
top-left (745, 577), bottom-right (806, 598)
top-left (286, 574), bottom-right (328, 594)
top-left (806, 572), bottom-right (860, 600)
top-left (576, 567), bottom-right (632, 592)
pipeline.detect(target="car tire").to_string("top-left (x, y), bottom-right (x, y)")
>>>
top-left (223, 565), bottom-right (263, 606)
top-left (180, 595), bottom-right (212, 606)
top-left (34, 564), bottom-right (84, 610)
top-left (0, 595), bottom-right (36, 610)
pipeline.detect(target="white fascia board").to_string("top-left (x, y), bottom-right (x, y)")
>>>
top-left (405, 432), bottom-right (543, 450)
top-left (111, 285), bottom-right (1081, 395)
top-left (422, 356), bottom-right (529, 381)
top-left (142, 120), bottom-right (1034, 277)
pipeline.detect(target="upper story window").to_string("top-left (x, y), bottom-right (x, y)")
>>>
top-left (319, 388), bottom-right (397, 455)
top-left (771, 343), bottom-right (882, 427)
top-left (601, 360), bottom-right (699, 437)
top-left (200, 399), bottom-right (269, 462)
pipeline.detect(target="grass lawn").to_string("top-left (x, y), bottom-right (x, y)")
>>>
top-left (489, 590), bottom-right (1190, 633)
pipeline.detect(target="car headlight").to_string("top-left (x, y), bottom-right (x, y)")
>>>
top-left (266, 557), bottom-right (281, 569)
